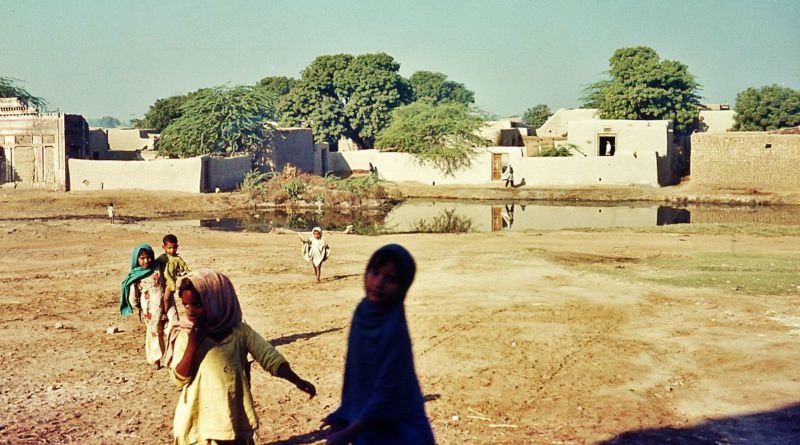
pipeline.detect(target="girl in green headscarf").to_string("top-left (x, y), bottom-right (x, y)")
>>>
top-left (121, 243), bottom-right (169, 367)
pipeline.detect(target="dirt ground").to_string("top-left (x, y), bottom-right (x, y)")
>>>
top-left (1, 189), bottom-right (799, 444)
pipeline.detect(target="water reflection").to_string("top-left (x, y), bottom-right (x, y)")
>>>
top-left (410, 208), bottom-right (474, 233)
top-left (383, 201), bottom-right (685, 232)
top-left (194, 200), bottom-right (798, 235)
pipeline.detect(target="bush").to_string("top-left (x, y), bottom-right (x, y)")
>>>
top-left (538, 144), bottom-right (576, 157)
top-left (256, 165), bottom-right (387, 207)
top-left (241, 170), bottom-right (268, 192)
top-left (281, 178), bottom-right (306, 200)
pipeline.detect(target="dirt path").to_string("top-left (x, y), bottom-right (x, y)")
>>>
top-left (1, 190), bottom-right (798, 444)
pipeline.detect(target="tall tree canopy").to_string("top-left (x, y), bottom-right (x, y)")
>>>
top-left (280, 53), bottom-right (412, 149)
top-left (256, 76), bottom-right (297, 98)
top-left (136, 94), bottom-right (191, 132)
top-left (522, 104), bottom-right (552, 129)
top-left (408, 71), bottom-right (475, 105)
top-left (733, 84), bottom-right (800, 131)
top-left (581, 46), bottom-right (702, 135)
top-left (375, 101), bottom-right (487, 174)
top-left (0, 76), bottom-right (46, 110)
top-left (157, 85), bottom-right (276, 160)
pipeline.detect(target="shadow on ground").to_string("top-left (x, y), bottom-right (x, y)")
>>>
top-left (599, 402), bottom-right (800, 445)
top-left (270, 327), bottom-right (344, 347)
top-left (263, 428), bottom-right (327, 445)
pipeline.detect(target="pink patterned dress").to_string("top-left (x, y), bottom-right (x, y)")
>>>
top-left (135, 272), bottom-right (177, 364)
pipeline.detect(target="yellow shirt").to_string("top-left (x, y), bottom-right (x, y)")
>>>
top-left (170, 322), bottom-right (287, 444)
top-left (157, 253), bottom-right (190, 292)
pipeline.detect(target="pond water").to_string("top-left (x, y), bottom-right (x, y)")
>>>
top-left (188, 200), bottom-right (800, 235)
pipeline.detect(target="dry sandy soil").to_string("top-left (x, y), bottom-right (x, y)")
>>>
top-left (1, 189), bottom-right (799, 444)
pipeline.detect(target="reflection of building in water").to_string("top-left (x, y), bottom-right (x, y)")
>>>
top-left (657, 207), bottom-right (690, 225)
top-left (387, 200), bottom-right (664, 233)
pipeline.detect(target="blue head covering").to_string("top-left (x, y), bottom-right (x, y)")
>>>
top-left (326, 244), bottom-right (433, 440)
top-left (119, 244), bottom-right (156, 316)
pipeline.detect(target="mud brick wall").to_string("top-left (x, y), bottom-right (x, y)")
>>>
top-left (691, 133), bottom-right (800, 189)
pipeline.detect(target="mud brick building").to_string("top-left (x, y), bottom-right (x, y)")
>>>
top-left (0, 97), bottom-right (89, 189)
top-left (691, 132), bottom-right (800, 190)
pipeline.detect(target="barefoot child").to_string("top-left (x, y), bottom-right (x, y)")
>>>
top-left (301, 227), bottom-right (330, 282)
top-left (156, 234), bottom-right (187, 328)
top-left (324, 244), bottom-right (435, 445)
top-left (120, 244), bottom-right (167, 367)
top-left (168, 270), bottom-right (316, 444)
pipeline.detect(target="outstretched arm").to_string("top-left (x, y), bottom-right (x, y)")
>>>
top-left (245, 324), bottom-right (316, 398)
top-left (276, 362), bottom-right (316, 398)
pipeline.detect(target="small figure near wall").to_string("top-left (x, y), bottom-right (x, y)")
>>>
top-left (501, 165), bottom-right (515, 188)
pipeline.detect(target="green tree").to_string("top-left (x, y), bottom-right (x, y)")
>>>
top-left (136, 94), bottom-right (191, 132)
top-left (732, 84), bottom-right (800, 131)
top-left (255, 76), bottom-right (297, 98)
top-left (0, 76), bottom-right (46, 110)
top-left (280, 53), bottom-right (412, 149)
top-left (522, 104), bottom-right (552, 129)
top-left (408, 71), bottom-right (475, 105)
top-left (156, 85), bottom-right (276, 160)
top-left (581, 46), bottom-right (702, 135)
top-left (375, 101), bottom-right (487, 174)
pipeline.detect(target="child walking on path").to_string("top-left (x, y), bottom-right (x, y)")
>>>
top-left (301, 227), bottom-right (331, 282)
top-left (156, 234), bottom-right (188, 326)
top-left (120, 243), bottom-right (168, 367)
top-left (166, 270), bottom-right (316, 445)
top-left (323, 244), bottom-right (435, 445)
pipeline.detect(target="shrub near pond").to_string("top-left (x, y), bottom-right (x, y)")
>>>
top-left (242, 165), bottom-right (389, 208)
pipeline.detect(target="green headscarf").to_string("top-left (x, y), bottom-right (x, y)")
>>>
top-left (120, 244), bottom-right (156, 316)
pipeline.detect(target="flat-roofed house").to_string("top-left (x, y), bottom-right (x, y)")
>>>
top-left (0, 97), bottom-right (89, 189)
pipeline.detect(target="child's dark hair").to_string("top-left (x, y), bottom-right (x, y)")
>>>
top-left (178, 276), bottom-right (197, 294)
top-left (163, 234), bottom-right (178, 245)
top-left (366, 244), bottom-right (416, 291)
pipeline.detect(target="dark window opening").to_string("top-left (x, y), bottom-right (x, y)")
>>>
top-left (765, 144), bottom-right (772, 149)
top-left (598, 136), bottom-right (616, 156)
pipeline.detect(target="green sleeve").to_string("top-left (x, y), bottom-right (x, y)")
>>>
top-left (241, 323), bottom-right (287, 375)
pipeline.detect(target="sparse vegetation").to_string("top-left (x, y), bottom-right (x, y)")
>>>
top-left (574, 250), bottom-right (800, 296)
top-left (249, 165), bottom-right (388, 208)
top-left (240, 169), bottom-right (270, 195)
top-left (537, 144), bottom-right (576, 157)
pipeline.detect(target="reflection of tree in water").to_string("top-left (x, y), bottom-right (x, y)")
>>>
top-left (262, 209), bottom-right (389, 234)
top-left (198, 206), bottom-right (393, 234)
top-left (411, 208), bottom-right (473, 233)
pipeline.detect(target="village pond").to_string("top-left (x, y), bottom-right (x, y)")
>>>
top-left (189, 199), bottom-right (800, 234)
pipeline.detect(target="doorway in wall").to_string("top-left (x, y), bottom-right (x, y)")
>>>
top-left (598, 135), bottom-right (616, 156)
top-left (491, 153), bottom-right (508, 180)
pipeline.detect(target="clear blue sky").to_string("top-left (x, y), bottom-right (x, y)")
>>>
top-left (3, 0), bottom-right (798, 121)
